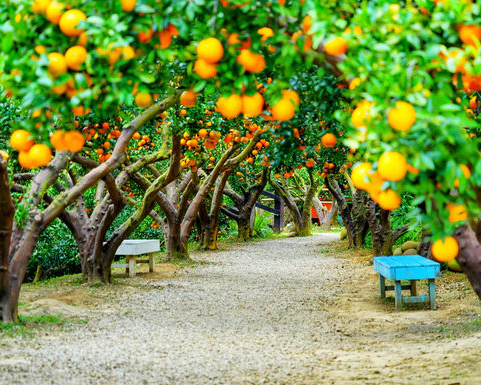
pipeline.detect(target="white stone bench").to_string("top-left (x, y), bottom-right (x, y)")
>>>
top-left (111, 239), bottom-right (160, 277)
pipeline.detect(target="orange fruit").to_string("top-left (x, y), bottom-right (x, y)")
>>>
top-left (448, 204), bottom-right (468, 223)
top-left (180, 89), bottom-right (198, 107)
top-left (460, 164), bottom-right (471, 178)
top-left (271, 97), bottom-right (296, 121)
top-left (0, 150), bottom-right (9, 161)
top-left (217, 94), bottom-right (242, 119)
top-left (179, 109), bottom-right (187, 117)
top-left (387, 101), bottom-right (416, 131)
top-left (50, 130), bottom-right (68, 151)
top-left (351, 162), bottom-right (372, 190)
top-left (32, 0), bottom-right (52, 14)
top-left (135, 92), bottom-right (152, 108)
top-left (351, 100), bottom-right (373, 128)
top-left (241, 92), bottom-right (264, 117)
top-left (29, 144), bottom-right (52, 168)
top-left (59, 9), bottom-right (86, 37)
top-left (194, 59), bottom-right (217, 79)
top-left (121, 46), bottom-right (136, 60)
top-left (324, 37), bottom-right (347, 56)
top-left (377, 151), bottom-right (407, 181)
top-left (377, 189), bottom-right (401, 211)
top-left (349, 77), bottom-right (361, 90)
top-left (302, 15), bottom-right (312, 34)
top-left (431, 236), bottom-right (458, 262)
top-left (133, 132), bottom-right (141, 140)
top-left (281, 90), bottom-right (300, 106)
top-left (121, 0), bottom-right (136, 12)
top-left (65, 45), bottom-right (87, 70)
top-left (10, 129), bottom-right (34, 151)
top-left (458, 24), bottom-right (481, 47)
top-left (71, 105), bottom-right (89, 116)
top-left (305, 158), bottom-right (315, 167)
top-left (198, 129), bottom-right (208, 138)
top-left (237, 50), bottom-right (265, 72)
top-left (63, 130), bottom-right (85, 152)
top-left (48, 52), bottom-right (67, 77)
top-left (158, 29), bottom-right (172, 49)
top-left (18, 150), bottom-right (35, 169)
top-left (197, 37), bottom-right (224, 63)
top-left (46, 1), bottom-right (64, 24)
top-left (257, 27), bottom-right (274, 42)
top-left (321, 133), bottom-right (337, 148)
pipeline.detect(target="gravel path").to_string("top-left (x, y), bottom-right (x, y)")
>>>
top-left (2, 233), bottom-right (481, 384)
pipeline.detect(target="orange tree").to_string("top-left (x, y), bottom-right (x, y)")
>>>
top-left (0, 0), bottom-right (316, 322)
top-left (264, 67), bottom-right (345, 236)
top-left (309, 0), bottom-right (481, 297)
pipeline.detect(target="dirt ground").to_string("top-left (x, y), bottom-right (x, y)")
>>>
top-left (3, 234), bottom-right (481, 385)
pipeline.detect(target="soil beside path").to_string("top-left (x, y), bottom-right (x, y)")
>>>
top-left (1, 233), bottom-right (481, 385)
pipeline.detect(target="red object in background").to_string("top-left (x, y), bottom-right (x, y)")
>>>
top-left (311, 201), bottom-right (332, 219)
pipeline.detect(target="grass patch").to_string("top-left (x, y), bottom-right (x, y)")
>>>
top-left (0, 314), bottom-right (87, 338)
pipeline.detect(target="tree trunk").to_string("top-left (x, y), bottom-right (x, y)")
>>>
top-left (166, 222), bottom-right (189, 260)
top-left (325, 176), bottom-right (368, 247)
top-left (454, 225), bottom-right (481, 301)
top-left (366, 199), bottom-right (408, 256)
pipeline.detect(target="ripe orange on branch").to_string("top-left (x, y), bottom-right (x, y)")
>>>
top-left (28, 144), bottom-right (52, 168)
top-left (237, 50), bottom-right (265, 73)
top-left (217, 94), bottom-right (242, 119)
top-left (48, 52), bottom-right (67, 77)
top-left (197, 37), bottom-right (224, 64)
top-left (351, 162), bottom-right (372, 190)
top-left (65, 45), bottom-right (87, 70)
top-left (63, 131), bottom-right (85, 153)
top-left (321, 133), bottom-right (337, 148)
top-left (59, 9), bottom-right (86, 37)
top-left (121, 0), bottom-right (136, 12)
top-left (135, 92), bottom-right (152, 108)
top-left (10, 130), bottom-right (34, 151)
top-left (431, 236), bottom-right (459, 262)
top-left (241, 92), bottom-right (264, 117)
top-left (46, 1), bottom-right (64, 24)
top-left (457, 24), bottom-right (481, 47)
top-left (324, 37), bottom-right (347, 56)
top-left (377, 188), bottom-right (401, 211)
top-left (387, 101), bottom-right (416, 131)
top-left (194, 59), bottom-right (217, 79)
top-left (271, 97), bottom-right (296, 121)
top-left (180, 89), bottom-right (198, 107)
top-left (377, 152), bottom-right (407, 181)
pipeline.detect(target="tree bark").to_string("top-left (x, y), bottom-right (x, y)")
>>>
top-left (454, 225), bottom-right (481, 301)
top-left (325, 176), bottom-right (368, 247)
top-left (366, 199), bottom-right (408, 256)
top-left (223, 168), bottom-right (268, 241)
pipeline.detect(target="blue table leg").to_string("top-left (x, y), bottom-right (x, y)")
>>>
top-left (395, 281), bottom-right (402, 311)
top-left (379, 275), bottom-right (386, 298)
top-left (410, 280), bottom-right (417, 296)
top-left (429, 279), bottom-right (436, 310)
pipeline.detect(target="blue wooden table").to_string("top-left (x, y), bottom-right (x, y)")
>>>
top-left (373, 255), bottom-right (441, 311)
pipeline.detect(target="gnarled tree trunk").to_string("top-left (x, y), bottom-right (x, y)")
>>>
top-left (325, 176), bottom-right (368, 247)
top-left (365, 199), bottom-right (408, 256)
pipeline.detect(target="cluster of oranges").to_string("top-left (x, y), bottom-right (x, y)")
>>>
top-left (191, 34), bottom-right (301, 122)
top-left (9, 129), bottom-right (51, 169)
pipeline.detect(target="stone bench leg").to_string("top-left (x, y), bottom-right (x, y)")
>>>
top-left (395, 281), bottom-right (402, 311)
top-left (429, 279), bottom-right (436, 310)
top-left (126, 255), bottom-right (136, 278)
top-left (148, 252), bottom-right (155, 273)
